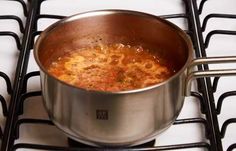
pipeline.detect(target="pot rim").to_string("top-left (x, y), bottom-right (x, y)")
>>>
top-left (34, 9), bottom-right (194, 94)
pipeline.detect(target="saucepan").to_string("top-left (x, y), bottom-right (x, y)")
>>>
top-left (34, 10), bottom-right (236, 147)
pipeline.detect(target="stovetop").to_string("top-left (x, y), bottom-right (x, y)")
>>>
top-left (0, 0), bottom-right (236, 150)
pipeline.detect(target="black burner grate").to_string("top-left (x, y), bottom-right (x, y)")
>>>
top-left (0, 0), bottom-right (235, 150)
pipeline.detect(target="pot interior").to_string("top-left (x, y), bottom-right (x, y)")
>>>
top-left (36, 10), bottom-right (191, 79)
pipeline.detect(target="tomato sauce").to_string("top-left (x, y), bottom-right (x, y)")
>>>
top-left (48, 43), bottom-right (175, 91)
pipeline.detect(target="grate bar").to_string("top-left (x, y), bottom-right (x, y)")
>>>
top-left (212, 77), bottom-right (220, 92)
top-left (220, 118), bottom-right (236, 138)
top-left (227, 144), bottom-right (236, 151)
top-left (22, 71), bottom-right (40, 93)
top-left (216, 91), bottom-right (236, 114)
top-left (0, 71), bottom-right (12, 94)
top-left (12, 143), bottom-right (68, 151)
top-left (17, 90), bottom-right (42, 115)
top-left (1, 0), bottom-right (42, 150)
top-left (14, 118), bottom-right (53, 139)
top-left (159, 13), bottom-right (187, 19)
top-left (7, 0), bottom-right (28, 16)
top-left (202, 14), bottom-right (236, 32)
top-left (0, 95), bottom-right (8, 116)
top-left (198, 0), bottom-right (207, 15)
top-left (185, 0), bottom-right (223, 150)
top-left (32, 31), bottom-right (42, 38)
top-left (174, 118), bottom-right (206, 125)
top-left (0, 31), bottom-right (21, 50)
top-left (174, 117), bottom-right (208, 138)
top-left (184, 30), bottom-right (193, 37)
top-left (205, 30), bottom-right (236, 48)
top-left (191, 91), bottom-right (205, 113)
top-left (30, 31), bottom-right (42, 49)
top-left (0, 15), bottom-right (24, 33)
top-left (12, 142), bottom-right (210, 151)
top-left (37, 14), bottom-right (66, 20)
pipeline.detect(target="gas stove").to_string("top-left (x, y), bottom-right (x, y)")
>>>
top-left (0, 0), bottom-right (236, 150)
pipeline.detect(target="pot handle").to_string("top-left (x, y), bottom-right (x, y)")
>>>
top-left (185, 56), bottom-right (236, 96)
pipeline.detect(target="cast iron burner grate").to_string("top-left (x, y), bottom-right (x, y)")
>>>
top-left (0, 0), bottom-right (235, 150)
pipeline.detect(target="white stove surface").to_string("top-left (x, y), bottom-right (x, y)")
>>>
top-left (0, 0), bottom-right (236, 150)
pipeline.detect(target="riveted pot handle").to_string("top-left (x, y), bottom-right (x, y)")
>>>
top-left (185, 56), bottom-right (236, 96)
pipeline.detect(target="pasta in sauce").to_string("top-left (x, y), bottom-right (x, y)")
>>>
top-left (48, 43), bottom-right (175, 92)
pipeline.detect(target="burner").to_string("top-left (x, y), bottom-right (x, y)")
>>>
top-left (133, 140), bottom-right (156, 148)
top-left (68, 138), bottom-right (96, 148)
top-left (68, 138), bottom-right (156, 148)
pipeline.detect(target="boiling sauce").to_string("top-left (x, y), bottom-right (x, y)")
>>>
top-left (48, 44), bottom-right (175, 91)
